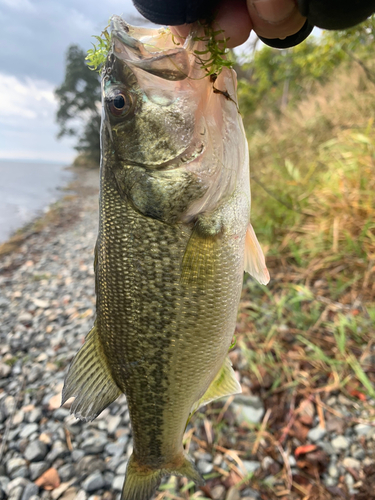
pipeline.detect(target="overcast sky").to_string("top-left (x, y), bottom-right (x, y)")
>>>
top-left (0, 0), bottom-right (146, 162)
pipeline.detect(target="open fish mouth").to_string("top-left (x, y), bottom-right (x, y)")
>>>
top-left (110, 15), bottom-right (192, 81)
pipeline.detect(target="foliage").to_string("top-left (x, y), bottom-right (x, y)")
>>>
top-left (86, 25), bottom-right (111, 73)
top-left (192, 23), bottom-right (233, 76)
top-left (55, 45), bottom-right (101, 165)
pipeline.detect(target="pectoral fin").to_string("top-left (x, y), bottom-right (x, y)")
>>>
top-left (244, 223), bottom-right (270, 285)
top-left (181, 216), bottom-right (222, 286)
top-left (62, 324), bottom-right (122, 421)
top-left (190, 357), bottom-right (242, 416)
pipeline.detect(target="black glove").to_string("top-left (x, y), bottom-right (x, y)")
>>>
top-left (132, 0), bottom-right (375, 48)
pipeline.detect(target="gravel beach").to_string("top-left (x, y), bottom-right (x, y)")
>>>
top-left (0, 168), bottom-right (374, 500)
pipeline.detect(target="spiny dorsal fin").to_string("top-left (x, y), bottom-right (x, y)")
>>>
top-left (244, 223), bottom-right (270, 285)
top-left (62, 324), bottom-right (121, 422)
top-left (190, 357), bottom-right (241, 416)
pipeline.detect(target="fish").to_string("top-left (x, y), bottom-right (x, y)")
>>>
top-left (62, 15), bottom-right (270, 500)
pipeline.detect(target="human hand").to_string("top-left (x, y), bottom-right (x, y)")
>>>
top-left (171, 0), bottom-right (306, 48)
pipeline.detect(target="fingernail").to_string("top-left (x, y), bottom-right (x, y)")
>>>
top-left (251, 0), bottom-right (296, 24)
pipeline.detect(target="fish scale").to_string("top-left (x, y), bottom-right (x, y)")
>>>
top-left (97, 160), bottom-right (242, 464)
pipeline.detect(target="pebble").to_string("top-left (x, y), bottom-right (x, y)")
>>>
top-left (0, 169), bottom-right (373, 500)
top-left (354, 423), bottom-right (372, 436)
top-left (19, 424), bottom-right (38, 440)
top-left (29, 462), bottom-right (49, 481)
top-left (331, 435), bottom-right (350, 451)
top-left (20, 483), bottom-right (39, 500)
top-left (231, 395), bottom-right (265, 425)
top-left (197, 460), bottom-right (213, 475)
top-left (24, 440), bottom-right (48, 462)
top-left (112, 475), bottom-right (125, 491)
top-left (307, 425), bottom-right (326, 442)
top-left (242, 461), bottom-right (261, 474)
top-left (82, 472), bottom-right (105, 492)
top-left (343, 457), bottom-right (361, 470)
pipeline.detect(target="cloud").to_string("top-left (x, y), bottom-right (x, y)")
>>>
top-left (0, 0), bottom-right (154, 161)
top-left (0, 0), bottom-right (144, 84)
top-left (0, 72), bottom-right (76, 162)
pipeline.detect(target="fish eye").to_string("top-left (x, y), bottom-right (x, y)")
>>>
top-left (108, 91), bottom-right (133, 117)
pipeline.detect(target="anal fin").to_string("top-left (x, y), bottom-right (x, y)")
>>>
top-left (190, 357), bottom-right (241, 416)
top-left (244, 223), bottom-right (270, 285)
top-left (62, 324), bottom-right (122, 421)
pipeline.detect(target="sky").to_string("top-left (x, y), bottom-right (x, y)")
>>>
top-left (0, 0), bottom-right (147, 162)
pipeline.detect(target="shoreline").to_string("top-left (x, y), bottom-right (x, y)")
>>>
top-left (0, 167), bottom-right (99, 262)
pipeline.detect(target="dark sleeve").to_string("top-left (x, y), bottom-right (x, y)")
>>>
top-left (132, 0), bottom-right (375, 49)
top-left (131, 0), bottom-right (219, 25)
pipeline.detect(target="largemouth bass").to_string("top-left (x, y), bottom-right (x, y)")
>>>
top-left (62, 16), bottom-right (269, 500)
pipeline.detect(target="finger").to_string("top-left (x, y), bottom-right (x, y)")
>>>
top-left (247, 0), bottom-right (306, 39)
top-left (171, 0), bottom-right (252, 48)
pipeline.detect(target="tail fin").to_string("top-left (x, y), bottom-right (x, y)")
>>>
top-left (122, 453), bottom-right (204, 500)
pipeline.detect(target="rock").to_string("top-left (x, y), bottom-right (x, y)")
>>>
top-left (39, 433), bottom-right (52, 446)
top-left (60, 487), bottom-right (78, 500)
top-left (231, 395), bottom-right (264, 425)
top-left (211, 485), bottom-right (226, 500)
top-left (342, 457), bottom-right (361, 470)
top-left (21, 483), bottom-right (39, 500)
top-left (307, 425), bottom-right (326, 442)
top-left (77, 456), bottom-right (105, 476)
top-left (75, 491), bottom-right (88, 500)
top-left (113, 461), bottom-right (127, 475)
top-left (24, 441), bottom-right (48, 462)
top-left (19, 424), bottom-right (39, 439)
top-left (45, 441), bottom-right (68, 462)
top-left (226, 485), bottom-right (240, 500)
top-left (82, 436), bottom-right (107, 454)
top-left (242, 461), bottom-right (261, 474)
top-left (6, 478), bottom-right (29, 495)
top-left (328, 464), bottom-right (339, 478)
top-left (53, 408), bottom-right (70, 421)
top-left (13, 411), bottom-right (25, 426)
top-left (27, 409), bottom-right (42, 424)
top-left (29, 462), bottom-right (49, 481)
top-left (107, 415), bottom-right (122, 435)
top-left (18, 312), bottom-right (33, 325)
top-left (82, 472), bottom-right (105, 492)
top-left (71, 450), bottom-right (85, 462)
top-left (104, 442), bottom-right (126, 457)
top-left (0, 362), bottom-right (11, 378)
top-left (354, 424), bottom-right (372, 437)
top-left (318, 442), bottom-right (336, 456)
top-left (240, 488), bottom-right (261, 500)
top-left (57, 464), bottom-right (75, 482)
top-left (112, 475), bottom-right (125, 491)
top-left (3, 395), bottom-right (16, 417)
top-left (197, 460), bottom-right (213, 475)
top-left (6, 458), bottom-right (28, 479)
top-left (51, 482), bottom-right (71, 500)
top-left (331, 435), bottom-right (350, 451)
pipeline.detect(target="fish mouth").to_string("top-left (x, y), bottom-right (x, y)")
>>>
top-left (110, 15), bottom-right (191, 81)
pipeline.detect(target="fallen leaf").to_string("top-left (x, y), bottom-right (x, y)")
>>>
top-left (349, 389), bottom-right (366, 401)
top-left (295, 444), bottom-right (317, 457)
top-left (35, 468), bottom-right (60, 490)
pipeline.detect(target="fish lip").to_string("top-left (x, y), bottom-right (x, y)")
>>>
top-left (116, 138), bottom-right (206, 171)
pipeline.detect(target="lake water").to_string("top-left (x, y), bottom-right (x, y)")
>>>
top-left (0, 160), bottom-right (74, 244)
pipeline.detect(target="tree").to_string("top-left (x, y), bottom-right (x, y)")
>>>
top-left (55, 45), bottom-right (101, 165)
